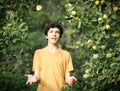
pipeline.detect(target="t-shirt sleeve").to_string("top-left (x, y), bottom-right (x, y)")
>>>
top-left (32, 50), bottom-right (41, 71)
top-left (66, 52), bottom-right (74, 72)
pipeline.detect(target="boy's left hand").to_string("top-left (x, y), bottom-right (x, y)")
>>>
top-left (66, 76), bottom-right (77, 85)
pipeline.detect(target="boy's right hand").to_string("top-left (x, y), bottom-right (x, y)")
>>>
top-left (25, 74), bottom-right (37, 85)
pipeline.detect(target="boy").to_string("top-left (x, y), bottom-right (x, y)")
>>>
top-left (25, 22), bottom-right (77, 91)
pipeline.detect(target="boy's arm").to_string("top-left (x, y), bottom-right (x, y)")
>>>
top-left (65, 71), bottom-right (71, 85)
top-left (34, 70), bottom-right (40, 80)
top-left (65, 71), bottom-right (77, 85)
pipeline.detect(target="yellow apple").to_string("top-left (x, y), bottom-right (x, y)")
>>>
top-left (36, 5), bottom-right (42, 11)
top-left (87, 39), bottom-right (93, 43)
top-left (103, 14), bottom-right (108, 19)
top-left (71, 10), bottom-right (76, 16)
top-left (101, 45), bottom-right (106, 50)
top-left (113, 7), bottom-right (119, 12)
top-left (106, 53), bottom-right (112, 58)
top-left (101, 0), bottom-right (105, 4)
top-left (95, 1), bottom-right (100, 5)
top-left (92, 45), bottom-right (97, 50)
top-left (98, 17), bottom-right (103, 21)
top-left (85, 69), bottom-right (90, 74)
top-left (105, 24), bottom-right (110, 30)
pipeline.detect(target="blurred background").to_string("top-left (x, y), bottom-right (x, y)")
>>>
top-left (0, 0), bottom-right (120, 91)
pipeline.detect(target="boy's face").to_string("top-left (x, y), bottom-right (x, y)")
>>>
top-left (46, 27), bottom-right (61, 45)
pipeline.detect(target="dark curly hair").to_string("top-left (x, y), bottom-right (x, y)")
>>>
top-left (44, 22), bottom-right (64, 38)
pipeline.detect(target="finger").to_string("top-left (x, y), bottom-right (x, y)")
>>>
top-left (25, 74), bottom-right (29, 77)
top-left (30, 81), bottom-right (33, 85)
top-left (26, 81), bottom-right (29, 85)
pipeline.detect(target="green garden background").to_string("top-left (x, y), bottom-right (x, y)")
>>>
top-left (0, 0), bottom-right (120, 91)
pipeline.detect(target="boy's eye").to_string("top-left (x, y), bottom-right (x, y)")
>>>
top-left (56, 31), bottom-right (60, 34)
top-left (49, 30), bottom-right (60, 34)
top-left (49, 30), bottom-right (53, 33)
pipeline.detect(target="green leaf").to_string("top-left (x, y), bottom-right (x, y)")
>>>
top-left (78, 21), bottom-right (81, 29)
top-left (18, 22), bottom-right (26, 29)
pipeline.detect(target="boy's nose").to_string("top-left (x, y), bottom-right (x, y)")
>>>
top-left (52, 32), bottom-right (56, 35)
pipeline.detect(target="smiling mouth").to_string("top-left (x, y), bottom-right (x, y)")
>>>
top-left (51, 38), bottom-right (57, 40)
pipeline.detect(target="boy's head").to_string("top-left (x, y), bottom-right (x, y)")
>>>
top-left (44, 22), bottom-right (64, 38)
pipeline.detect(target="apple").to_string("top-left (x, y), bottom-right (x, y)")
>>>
top-left (70, 77), bottom-right (77, 84)
top-left (105, 24), bottom-right (110, 30)
top-left (113, 7), bottom-right (119, 12)
top-left (106, 53), bottom-right (112, 58)
top-left (95, 1), bottom-right (100, 5)
top-left (101, 45), bottom-right (106, 50)
top-left (36, 5), bottom-right (42, 11)
top-left (98, 17), bottom-right (103, 21)
top-left (101, 0), bottom-right (105, 4)
top-left (92, 45), bottom-right (97, 50)
top-left (103, 14), bottom-right (108, 19)
top-left (71, 10), bottom-right (76, 16)
top-left (87, 39), bottom-right (93, 43)
top-left (85, 69), bottom-right (90, 74)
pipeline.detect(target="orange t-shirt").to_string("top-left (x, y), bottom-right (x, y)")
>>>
top-left (32, 47), bottom-right (74, 91)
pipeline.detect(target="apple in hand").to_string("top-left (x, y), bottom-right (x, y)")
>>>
top-left (70, 76), bottom-right (77, 84)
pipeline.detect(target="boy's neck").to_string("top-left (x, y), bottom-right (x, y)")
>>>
top-left (47, 43), bottom-right (58, 49)
top-left (46, 43), bottom-right (59, 53)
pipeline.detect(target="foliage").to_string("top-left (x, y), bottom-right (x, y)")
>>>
top-left (1, 0), bottom-right (120, 91)
top-left (0, 0), bottom-right (66, 91)
top-left (0, 0), bottom-right (30, 90)
top-left (64, 0), bottom-right (120, 91)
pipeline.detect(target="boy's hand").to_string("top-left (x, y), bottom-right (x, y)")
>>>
top-left (25, 74), bottom-right (37, 85)
top-left (69, 76), bottom-right (77, 84)
top-left (66, 76), bottom-right (77, 85)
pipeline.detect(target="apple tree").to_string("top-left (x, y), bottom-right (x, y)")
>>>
top-left (63, 0), bottom-right (120, 90)
top-left (0, 0), bottom-right (67, 90)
